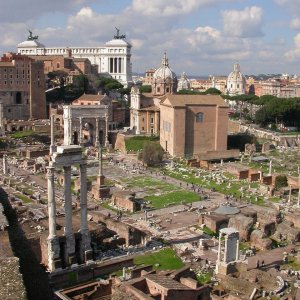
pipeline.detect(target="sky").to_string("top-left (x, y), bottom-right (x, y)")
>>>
top-left (1, 0), bottom-right (300, 76)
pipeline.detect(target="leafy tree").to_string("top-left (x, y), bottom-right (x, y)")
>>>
top-left (275, 175), bottom-right (288, 189)
top-left (139, 85), bottom-right (152, 93)
top-left (73, 74), bottom-right (89, 93)
top-left (141, 141), bottom-right (164, 166)
top-left (205, 87), bottom-right (221, 95)
top-left (96, 76), bottom-right (123, 93)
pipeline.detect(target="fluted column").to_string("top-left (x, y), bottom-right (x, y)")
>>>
top-left (47, 163), bottom-right (56, 239)
top-left (95, 117), bottom-right (100, 147)
top-left (47, 163), bottom-right (60, 271)
top-left (105, 109), bottom-right (109, 147)
top-left (79, 117), bottom-right (83, 145)
top-left (63, 165), bottom-right (75, 263)
top-left (3, 154), bottom-right (8, 175)
top-left (80, 163), bottom-right (92, 260)
top-left (50, 115), bottom-right (56, 155)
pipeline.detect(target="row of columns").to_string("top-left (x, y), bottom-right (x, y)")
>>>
top-left (109, 57), bottom-right (124, 74)
top-left (47, 161), bottom-right (91, 271)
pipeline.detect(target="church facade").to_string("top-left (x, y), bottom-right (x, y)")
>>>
top-left (160, 94), bottom-right (229, 157)
top-left (130, 53), bottom-right (230, 158)
top-left (17, 30), bottom-right (133, 87)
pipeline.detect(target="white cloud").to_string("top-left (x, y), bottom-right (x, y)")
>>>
top-left (222, 6), bottom-right (263, 38)
top-left (290, 17), bottom-right (300, 29)
top-left (0, 1), bottom-right (296, 75)
top-left (0, 0), bottom-right (97, 22)
top-left (132, 0), bottom-right (206, 16)
top-left (285, 33), bottom-right (300, 61)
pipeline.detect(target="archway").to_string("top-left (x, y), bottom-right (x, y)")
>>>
top-left (16, 92), bottom-right (22, 104)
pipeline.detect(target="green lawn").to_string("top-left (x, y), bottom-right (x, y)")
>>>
top-left (123, 176), bottom-right (178, 192)
top-left (144, 190), bottom-right (200, 209)
top-left (134, 248), bottom-right (184, 271)
top-left (125, 136), bottom-right (159, 152)
top-left (15, 193), bottom-right (32, 203)
top-left (196, 270), bottom-right (213, 284)
top-left (10, 130), bottom-right (35, 139)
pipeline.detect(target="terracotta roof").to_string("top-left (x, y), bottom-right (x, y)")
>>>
top-left (160, 94), bottom-right (228, 108)
top-left (140, 105), bottom-right (160, 111)
top-left (74, 93), bottom-right (107, 102)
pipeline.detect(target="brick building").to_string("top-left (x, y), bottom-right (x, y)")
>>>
top-left (0, 52), bottom-right (46, 121)
top-left (160, 94), bottom-right (229, 157)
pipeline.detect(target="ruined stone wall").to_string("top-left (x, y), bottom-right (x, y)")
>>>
top-left (114, 133), bottom-right (127, 152)
top-left (90, 212), bottom-right (147, 246)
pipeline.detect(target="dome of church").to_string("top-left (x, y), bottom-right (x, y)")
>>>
top-left (153, 52), bottom-right (177, 82)
top-left (226, 63), bottom-right (246, 96)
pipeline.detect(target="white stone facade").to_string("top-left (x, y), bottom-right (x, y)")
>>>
top-left (17, 32), bottom-right (133, 87)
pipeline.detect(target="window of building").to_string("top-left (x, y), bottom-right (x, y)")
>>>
top-left (166, 87), bottom-right (170, 93)
top-left (151, 117), bottom-right (154, 124)
top-left (142, 127), bottom-right (144, 131)
top-left (195, 112), bottom-right (204, 123)
top-left (157, 87), bottom-right (160, 93)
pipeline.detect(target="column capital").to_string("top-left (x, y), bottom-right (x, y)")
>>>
top-left (46, 166), bottom-right (55, 178)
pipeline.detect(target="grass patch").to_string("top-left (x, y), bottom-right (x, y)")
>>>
top-left (125, 136), bottom-right (159, 152)
top-left (123, 176), bottom-right (177, 192)
top-left (196, 270), bottom-right (213, 284)
top-left (134, 248), bottom-right (184, 271)
top-left (145, 190), bottom-right (200, 209)
top-left (282, 256), bottom-right (300, 271)
top-left (202, 226), bottom-right (217, 237)
top-left (15, 193), bottom-right (32, 203)
top-left (10, 130), bottom-right (35, 139)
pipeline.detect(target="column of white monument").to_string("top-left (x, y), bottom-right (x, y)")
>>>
top-left (63, 165), bottom-right (75, 263)
top-left (80, 162), bottom-right (91, 259)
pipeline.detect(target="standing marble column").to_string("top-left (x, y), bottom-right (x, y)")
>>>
top-left (104, 108), bottom-right (109, 147)
top-left (50, 115), bottom-right (56, 155)
top-left (3, 154), bottom-right (8, 175)
top-left (288, 185), bottom-right (292, 204)
top-left (79, 117), bottom-right (83, 145)
top-left (217, 233), bottom-right (222, 263)
top-left (235, 238), bottom-right (239, 261)
top-left (269, 160), bottom-right (272, 175)
top-left (95, 117), bottom-right (100, 147)
top-left (63, 165), bottom-right (75, 264)
top-left (47, 163), bottom-right (60, 271)
top-left (80, 163), bottom-right (92, 261)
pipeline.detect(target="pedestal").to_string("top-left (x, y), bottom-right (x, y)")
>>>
top-left (47, 236), bottom-right (61, 272)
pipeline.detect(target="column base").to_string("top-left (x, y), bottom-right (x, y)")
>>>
top-left (65, 234), bottom-right (76, 266)
top-left (47, 236), bottom-right (61, 272)
top-left (80, 230), bottom-right (92, 262)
